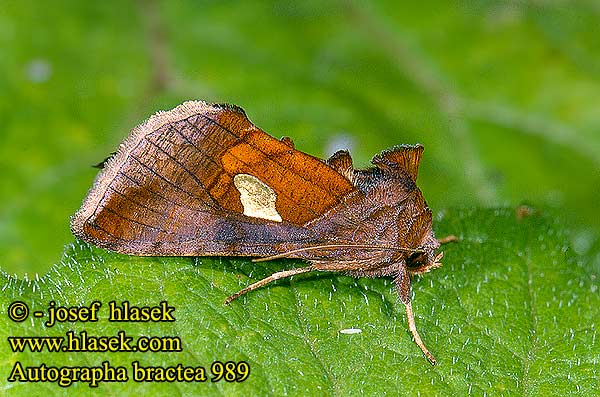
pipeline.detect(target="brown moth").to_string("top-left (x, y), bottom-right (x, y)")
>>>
top-left (71, 101), bottom-right (450, 364)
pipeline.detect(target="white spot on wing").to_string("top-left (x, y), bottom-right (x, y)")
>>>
top-left (233, 174), bottom-right (282, 222)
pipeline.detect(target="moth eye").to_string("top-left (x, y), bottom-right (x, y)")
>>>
top-left (406, 251), bottom-right (425, 267)
top-left (233, 174), bottom-right (283, 223)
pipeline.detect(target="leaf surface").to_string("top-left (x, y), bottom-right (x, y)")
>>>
top-left (1, 208), bottom-right (598, 395)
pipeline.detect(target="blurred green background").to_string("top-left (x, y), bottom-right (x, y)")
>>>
top-left (1, 0), bottom-right (599, 277)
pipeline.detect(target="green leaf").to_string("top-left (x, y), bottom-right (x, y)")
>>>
top-left (2, 207), bottom-right (598, 396)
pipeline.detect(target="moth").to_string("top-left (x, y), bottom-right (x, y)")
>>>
top-left (71, 101), bottom-right (451, 364)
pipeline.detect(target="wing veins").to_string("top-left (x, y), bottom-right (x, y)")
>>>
top-left (103, 206), bottom-right (175, 235)
top-left (117, 171), bottom-right (203, 213)
top-left (129, 154), bottom-right (212, 208)
top-left (144, 136), bottom-right (218, 206)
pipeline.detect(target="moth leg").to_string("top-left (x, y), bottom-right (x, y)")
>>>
top-left (438, 235), bottom-right (458, 244)
top-left (396, 266), bottom-right (437, 365)
top-left (408, 262), bottom-right (442, 275)
top-left (404, 301), bottom-right (436, 365)
top-left (224, 265), bottom-right (315, 305)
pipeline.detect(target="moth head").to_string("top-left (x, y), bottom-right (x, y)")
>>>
top-left (405, 231), bottom-right (442, 273)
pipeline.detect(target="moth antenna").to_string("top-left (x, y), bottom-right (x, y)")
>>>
top-left (405, 301), bottom-right (436, 365)
top-left (438, 235), bottom-right (459, 244)
top-left (252, 244), bottom-right (424, 263)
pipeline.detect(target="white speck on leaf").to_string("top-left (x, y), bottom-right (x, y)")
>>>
top-left (340, 328), bottom-right (362, 335)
